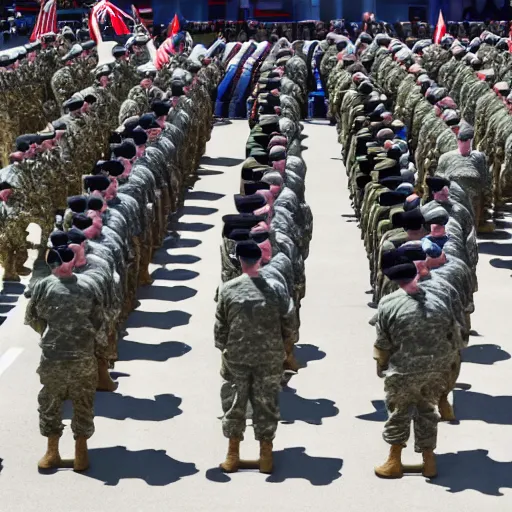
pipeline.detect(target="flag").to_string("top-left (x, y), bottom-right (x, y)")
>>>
top-left (89, 0), bottom-right (134, 44)
top-left (30, 0), bottom-right (57, 42)
top-left (433, 10), bottom-right (446, 45)
top-left (167, 14), bottom-right (180, 38)
top-left (508, 22), bottom-right (512, 53)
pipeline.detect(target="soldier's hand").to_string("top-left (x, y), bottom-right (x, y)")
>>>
top-left (376, 362), bottom-right (387, 378)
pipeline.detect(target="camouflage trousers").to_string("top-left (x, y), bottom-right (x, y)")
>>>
top-left (383, 372), bottom-right (451, 452)
top-left (220, 358), bottom-right (282, 441)
top-left (37, 357), bottom-right (98, 439)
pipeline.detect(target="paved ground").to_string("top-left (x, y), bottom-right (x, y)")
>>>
top-left (0, 120), bottom-right (512, 510)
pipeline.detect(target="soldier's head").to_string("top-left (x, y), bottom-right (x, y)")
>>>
top-left (262, 170), bottom-right (284, 197)
top-left (0, 182), bottom-right (12, 203)
top-left (67, 227), bottom-right (87, 267)
top-left (110, 140), bottom-right (137, 176)
top-left (46, 246), bottom-right (75, 278)
top-left (422, 239), bottom-right (446, 270)
top-left (426, 177), bottom-right (450, 202)
top-left (139, 113), bottom-right (162, 142)
top-left (457, 121), bottom-right (474, 156)
top-left (422, 205), bottom-right (449, 239)
top-left (383, 263), bottom-right (420, 294)
top-left (236, 240), bottom-right (263, 274)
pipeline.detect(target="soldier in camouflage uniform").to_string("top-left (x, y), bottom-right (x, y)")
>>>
top-left (215, 240), bottom-right (297, 474)
top-left (25, 245), bottom-right (108, 472)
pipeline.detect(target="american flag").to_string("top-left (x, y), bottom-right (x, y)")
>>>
top-left (30, 0), bottom-right (57, 42)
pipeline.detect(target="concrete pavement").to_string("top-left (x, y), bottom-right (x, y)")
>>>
top-left (0, 120), bottom-right (511, 510)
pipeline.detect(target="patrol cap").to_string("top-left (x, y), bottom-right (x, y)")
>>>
top-left (244, 182), bottom-right (270, 195)
top-left (87, 196), bottom-right (105, 212)
top-left (234, 194), bottom-right (267, 214)
top-left (457, 121), bottom-right (474, 141)
top-left (111, 140), bottom-right (136, 159)
top-left (50, 230), bottom-right (69, 248)
top-left (84, 175), bottom-right (110, 192)
top-left (138, 113), bottom-right (160, 130)
top-left (269, 145), bottom-right (286, 162)
top-left (426, 176), bottom-right (450, 192)
top-left (72, 213), bottom-right (93, 230)
top-left (383, 262), bottom-right (417, 282)
top-left (235, 240), bottom-right (262, 261)
top-left (67, 227), bottom-right (87, 245)
top-left (67, 195), bottom-right (88, 213)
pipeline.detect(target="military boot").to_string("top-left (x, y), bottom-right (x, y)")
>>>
top-left (438, 394), bottom-right (456, 421)
top-left (220, 438), bottom-right (240, 473)
top-left (73, 437), bottom-right (89, 472)
top-left (374, 445), bottom-right (403, 478)
top-left (97, 358), bottom-right (117, 392)
top-left (422, 449), bottom-right (437, 478)
top-left (259, 440), bottom-right (274, 474)
top-left (38, 435), bottom-right (62, 469)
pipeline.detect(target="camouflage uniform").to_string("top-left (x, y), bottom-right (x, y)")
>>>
top-left (25, 274), bottom-right (108, 439)
top-left (375, 288), bottom-right (461, 452)
top-left (215, 273), bottom-right (296, 441)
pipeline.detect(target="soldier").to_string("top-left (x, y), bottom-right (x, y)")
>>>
top-left (215, 240), bottom-right (297, 474)
top-left (25, 245), bottom-right (108, 472)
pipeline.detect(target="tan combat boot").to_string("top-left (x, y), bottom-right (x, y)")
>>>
top-left (438, 394), bottom-right (456, 421)
top-left (220, 438), bottom-right (240, 473)
top-left (374, 445), bottom-right (404, 478)
top-left (38, 435), bottom-right (62, 469)
top-left (422, 449), bottom-right (437, 478)
top-left (74, 437), bottom-right (89, 472)
top-left (259, 440), bottom-right (273, 474)
top-left (96, 358), bottom-right (117, 392)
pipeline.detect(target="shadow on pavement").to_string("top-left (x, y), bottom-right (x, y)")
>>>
top-left (118, 340), bottom-right (192, 362)
top-left (478, 241), bottom-right (512, 256)
top-left (152, 252), bottom-right (201, 266)
top-left (0, 282), bottom-right (25, 328)
top-left (356, 400), bottom-right (387, 422)
top-left (180, 205), bottom-right (219, 216)
top-left (453, 390), bottom-right (512, 424)
top-left (489, 257), bottom-right (512, 270)
top-left (64, 393), bottom-right (182, 421)
top-left (136, 285), bottom-right (197, 302)
top-left (429, 449), bottom-right (512, 496)
top-left (124, 310), bottom-right (191, 330)
top-left (175, 221), bottom-right (215, 233)
top-left (185, 191), bottom-right (225, 202)
top-left (81, 447), bottom-right (198, 486)
top-left (151, 268), bottom-right (199, 281)
top-left (200, 156), bottom-right (244, 167)
top-left (280, 388), bottom-right (338, 425)
top-left (205, 447), bottom-right (343, 486)
top-left (295, 344), bottom-right (326, 368)
top-left (462, 344), bottom-right (511, 365)
top-left (162, 236), bottom-right (202, 249)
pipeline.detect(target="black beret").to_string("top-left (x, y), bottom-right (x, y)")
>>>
top-left (250, 230), bottom-right (269, 244)
top-left (101, 159), bottom-right (124, 177)
top-left (227, 228), bottom-right (251, 242)
top-left (63, 96), bottom-right (84, 112)
top-left (387, 147), bottom-right (402, 162)
top-left (250, 149), bottom-right (269, 166)
top-left (358, 157), bottom-right (374, 175)
top-left (244, 182), bottom-right (270, 195)
top-left (358, 81), bottom-right (373, 95)
top-left (46, 248), bottom-right (62, 267)
top-left (111, 140), bottom-right (137, 159)
top-left (51, 119), bottom-right (67, 131)
top-left (379, 176), bottom-right (405, 191)
top-left (72, 213), bottom-right (93, 230)
top-left (50, 230), bottom-right (69, 248)
top-left (87, 196), bottom-right (104, 211)
top-left (92, 160), bottom-right (106, 175)
top-left (171, 83), bottom-right (184, 96)
top-left (81, 40), bottom-right (96, 51)
top-left (422, 206), bottom-right (449, 226)
top-left (113, 45), bottom-right (127, 59)
top-left (0, 182), bottom-right (11, 191)
top-left (241, 168), bottom-right (265, 182)
top-left (397, 244), bottom-right (426, 262)
top-left (393, 208), bottom-right (425, 230)
top-left (259, 115), bottom-right (280, 135)
top-left (379, 191), bottom-right (406, 207)
top-left (138, 113), bottom-right (160, 130)
top-left (132, 127), bottom-right (148, 146)
top-left (151, 100), bottom-right (172, 117)
top-left (67, 195), bottom-right (88, 213)
top-left (15, 134), bottom-right (37, 152)
top-left (457, 121), bottom-right (474, 142)
top-left (222, 214), bottom-right (266, 237)
top-left (383, 262), bottom-right (417, 282)
top-left (356, 174), bottom-right (372, 189)
top-left (67, 227), bottom-right (86, 245)
top-left (84, 175), bottom-right (111, 192)
top-left (84, 93), bottom-right (97, 104)
top-left (234, 194), bottom-right (267, 214)
top-left (426, 176), bottom-right (450, 192)
top-left (268, 145), bottom-right (286, 162)
top-left (121, 116), bottom-right (140, 136)
top-left (109, 132), bottom-right (123, 144)
top-left (235, 240), bottom-right (262, 261)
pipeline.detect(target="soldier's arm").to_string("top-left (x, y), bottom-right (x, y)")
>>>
top-left (91, 298), bottom-right (109, 358)
top-left (214, 293), bottom-right (229, 351)
top-left (24, 284), bottom-right (46, 335)
top-left (280, 293), bottom-right (299, 347)
top-left (373, 310), bottom-right (392, 374)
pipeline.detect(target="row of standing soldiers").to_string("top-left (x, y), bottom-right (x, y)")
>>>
top-left (323, 30), bottom-right (488, 478)
top-left (15, 31), bottom-right (224, 471)
top-left (215, 39), bottom-right (313, 474)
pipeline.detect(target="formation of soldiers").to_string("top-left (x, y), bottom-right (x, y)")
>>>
top-left (322, 29), bottom-right (493, 478)
top-left (12, 22), bottom-right (224, 471)
top-left (215, 37), bottom-right (312, 474)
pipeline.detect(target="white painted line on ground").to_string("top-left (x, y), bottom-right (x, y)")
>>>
top-left (0, 347), bottom-right (24, 377)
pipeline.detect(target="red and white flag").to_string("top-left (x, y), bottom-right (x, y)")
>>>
top-left (30, 0), bottom-right (57, 42)
top-left (433, 10), bottom-right (446, 45)
top-left (89, 0), bottom-right (134, 44)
